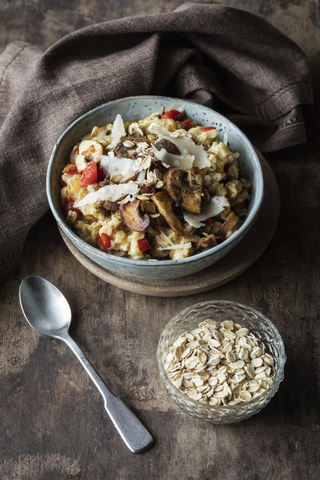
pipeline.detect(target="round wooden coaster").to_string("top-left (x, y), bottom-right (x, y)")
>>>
top-left (59, 153), bottom-right (279, 297)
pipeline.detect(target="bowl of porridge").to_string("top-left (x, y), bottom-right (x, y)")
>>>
top-left (46, 96), bottom-right (264, 280)
top-left (157, 301), bottom-right (286, 423)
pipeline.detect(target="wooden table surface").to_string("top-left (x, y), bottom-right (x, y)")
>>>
top-left (1, 1), bottom-right (319, 479)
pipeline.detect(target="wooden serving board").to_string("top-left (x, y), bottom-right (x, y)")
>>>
top-left (59, 154), bottom-right (279, 297)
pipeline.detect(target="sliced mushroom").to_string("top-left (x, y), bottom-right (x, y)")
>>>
top-left (140, 200), bottom-right (157, 214)
top-left (219, 211), bottom-right (239, 235)
top-left (119, 200), bottom-right (150, 232)
top-left (166, 168), bottom-right (203, 214)
top-left (155, 139), bottom-right (180, 155)
top-left (79, 140), bottom-right (103, 159)
top-left (151, 191), bottom-right (184, 236)
top-left (75, 154), bottom-right (89, 173)
top-left (196, 234), bottom-right (217, 250)
top-left (75, 140), bottom-right (104, 172)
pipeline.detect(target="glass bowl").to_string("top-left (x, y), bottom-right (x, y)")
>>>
top-left (157, 300), bottom-right (286, 424)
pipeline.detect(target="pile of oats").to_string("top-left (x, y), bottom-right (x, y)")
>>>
top-left (164, 319), bottom-right (275, 406)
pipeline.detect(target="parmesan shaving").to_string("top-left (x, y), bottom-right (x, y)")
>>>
top-left (169, 101), bottom-right (187, 112)
top-left (107, 114), bottom-right (126, 149)
top-left (100, 155), bottom-right (141, 181)
top-left (74, 181), bottom-right (139, 207)
top-left (183, 196), bottom-right (229, 228)
top-left (150, 123), bottom-right (210, 169)
top-left (153, 148), bottom-right (194, 172)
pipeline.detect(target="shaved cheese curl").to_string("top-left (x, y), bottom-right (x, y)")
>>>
top-left (183, 196), bottom-right (229, 228)
top-left (74, 181), bottom-right (139, 207)
top-left (150, 123), bottom-right (210, 169)
top-left (108, 114), bottom-right (126, 149)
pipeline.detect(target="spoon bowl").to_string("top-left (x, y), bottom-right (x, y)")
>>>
top-left (19, 275), bottom-right (153, 453)
top-left (20, 275), bottom-right (71, 338)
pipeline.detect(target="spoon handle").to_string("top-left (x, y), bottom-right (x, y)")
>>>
top-left (63, 334), bottom-right (153, 453)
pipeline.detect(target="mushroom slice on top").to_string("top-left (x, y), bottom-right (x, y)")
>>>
top-left (119, 200), bottom-right (150, 232)
top-left (166, 168), bottom-right (203, 214)
top-left (155, 139), bottom-right (180, 155)
top-left (151, 191), bottom-right (184, 237)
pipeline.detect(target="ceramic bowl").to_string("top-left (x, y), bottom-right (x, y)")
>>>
top-left (157, 300), bottom-right (286, 423)
top-left (46, 96), bottom-right (264, 280)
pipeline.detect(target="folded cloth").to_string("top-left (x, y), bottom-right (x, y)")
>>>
top-left (0, 2), bottom-right (313, 282)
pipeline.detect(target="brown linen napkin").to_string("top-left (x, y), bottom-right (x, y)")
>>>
top-left (0, 3), bottom-right (313, 282)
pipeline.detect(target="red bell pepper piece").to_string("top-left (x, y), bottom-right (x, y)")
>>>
top-left (161, 109), bottom-right (181, 120)
top-left (182, 118), bottom-right (191, 130)
top-left (80, 161), bottom-right (98, 187)
top-left (137, 236), bottom-right (151, 252)
top-left (97, 166), bottom-right (105, 182)
top-left (99, 233), bottom-right (112, 250)
top-left (202, 126), bottom-right (216, 132)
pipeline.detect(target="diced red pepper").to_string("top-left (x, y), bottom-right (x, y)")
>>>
top-left (64, 196), bottom-right (74, 214)
top-left (161, 109), bottom-right (181, 120)
top-left (63, 164), bottom-right (79, 175)
top-left (202, 126), bottom-right (216, 132)
top-left (204, 217), bottom-right (215, 227)
top-left (80, 161), bottom-right (98, 187)
top-left (182, 118), bottom-right (191, 130)
top-left (99, 233), bottom-right (112, 250)
top-left (137, 236), bottom-right (151, 252)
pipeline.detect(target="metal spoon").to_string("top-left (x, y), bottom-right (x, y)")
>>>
top-left (19, 275), bottom-right (153, 454)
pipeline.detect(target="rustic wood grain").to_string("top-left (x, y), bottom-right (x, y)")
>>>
top-left (1, 1), bottom-right (320, 480)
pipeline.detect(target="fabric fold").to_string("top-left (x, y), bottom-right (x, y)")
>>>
top-left (0, 2), bottom-right (314, 282)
